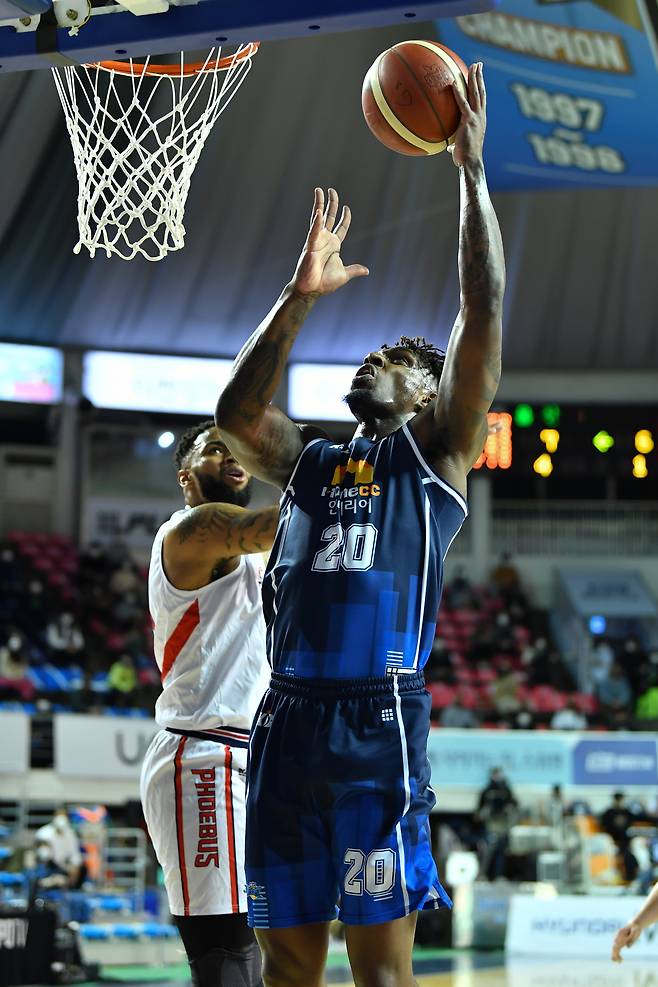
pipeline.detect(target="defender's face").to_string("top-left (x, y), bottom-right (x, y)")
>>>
top-left (347, 347), bottom-right (434, 419)
top-left (190, 427), bottom-right (250, 492)
top-left (180, 426), bottom-right (252, 506)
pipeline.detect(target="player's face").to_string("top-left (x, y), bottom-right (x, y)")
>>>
top-left (345, 347), bottom-right (434, 421)
top-left (185, 427), bottom-right (252, 506)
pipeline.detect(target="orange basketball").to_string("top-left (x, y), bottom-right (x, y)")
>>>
top-left (362, 40), bottom-right (468, 156)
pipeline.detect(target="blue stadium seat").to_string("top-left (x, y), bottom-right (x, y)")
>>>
top-left (112, 924), bottom-right (142, 939)
top-left (79, 925), bottom-right (111, 940)
top-left (142, 922), bottom-right (178, 939)
top-left (0, 873), bottom-right (25, 886)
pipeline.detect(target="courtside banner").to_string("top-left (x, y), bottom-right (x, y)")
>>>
top-left (427, 729), bottom-right (658, 787)
top-left (506, 894), bottom-right (658, 958)
top-left (426, 729), bottom-right (571, 786)
top-left (0, 712), bottom-right (29, 774)
top-left (54, 714), bottom-right (158, 779)
top-left (507, 957), bottom-right (658, 986)
top-left (438, 0), bottom-right (658, 189)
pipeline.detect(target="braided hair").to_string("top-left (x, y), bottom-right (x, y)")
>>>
top-left (382, 335), bottom-right (445, 387)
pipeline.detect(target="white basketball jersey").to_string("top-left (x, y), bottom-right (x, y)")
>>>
top-left (149, 509), bottom-right (270, 732)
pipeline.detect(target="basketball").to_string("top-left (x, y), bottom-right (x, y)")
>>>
top-left (361, 40), bottom-right (469, 156)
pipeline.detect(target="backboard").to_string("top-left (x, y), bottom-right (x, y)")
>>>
top-left (0, 0), bottom-right (496, 73)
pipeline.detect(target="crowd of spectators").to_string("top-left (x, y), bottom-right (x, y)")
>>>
top-left (428, 554), bottom-right (657, 732)
top-left (1, 532), bottom-right (656, 730)
top-left (0, 531), bottom-right (158, 715)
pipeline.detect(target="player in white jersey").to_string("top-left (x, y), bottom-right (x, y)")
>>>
top-left (141, 419), bottom-right (276, 987)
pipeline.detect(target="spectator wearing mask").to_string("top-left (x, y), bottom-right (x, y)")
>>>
top-left (491, 659), bottom-right (521, 716)
top-left (597, 664), bottom-right (633, 728)
top-left (0, 631), bottom-right (35, 703)
top-left (0, 629), bottom-right (35, 702)
top-left (590, 637), bottom-right (615, 687)
top-left (34, 807), bottom-right (83, 889)
top-left (46, 612), bottom-right (85, 667)
top-left (551, 699), bottom-right (587, 731)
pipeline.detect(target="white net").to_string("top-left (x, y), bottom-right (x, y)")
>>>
top-left (53, 44), bottom-right (257, 261)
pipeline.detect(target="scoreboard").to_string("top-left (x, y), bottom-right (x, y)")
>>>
top-left (476, 405), bottom-right (658, 499)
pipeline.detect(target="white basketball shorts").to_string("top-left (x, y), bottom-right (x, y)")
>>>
top-left (140, 727), bottom-right (249, 916)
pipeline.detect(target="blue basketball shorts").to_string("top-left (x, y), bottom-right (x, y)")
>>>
top-left (244, 670), bottom-right (452, 928)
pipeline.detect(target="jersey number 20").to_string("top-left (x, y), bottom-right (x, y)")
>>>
top-left (312, 523), bottom-right (378, 573)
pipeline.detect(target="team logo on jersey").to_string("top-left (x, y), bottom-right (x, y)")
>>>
top-left (321, 456), bottom-right (381, 517)
top-left (331, 457), bottom-right (374, 486)
top-left (246, 881), bottom-right (267, 901)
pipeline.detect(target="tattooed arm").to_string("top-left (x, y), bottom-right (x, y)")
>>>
top-left (163, 503), bottom-right (279, 591)
top-left (216, 188), bottom-right (369, 490)
top-left (413, 64), bottom-right (505, 499)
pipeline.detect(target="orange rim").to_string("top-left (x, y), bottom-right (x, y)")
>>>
top-left (89, 41), bottom-right (259, 77)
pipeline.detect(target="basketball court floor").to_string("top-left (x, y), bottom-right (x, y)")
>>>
top-left (92, 949), bottom-right (652, 986)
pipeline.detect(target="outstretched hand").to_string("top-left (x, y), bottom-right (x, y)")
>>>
top-left (449, 62), bottom-right (487, 169)
top-left (612, 922), bottom-right (642, 962)
top-left (291, 188), bottom-right (369, 299)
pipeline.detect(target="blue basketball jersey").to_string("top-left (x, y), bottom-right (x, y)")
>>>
top-left (262, 422), bottom-right (467, 679)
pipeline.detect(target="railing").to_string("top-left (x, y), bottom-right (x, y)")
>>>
top-left (491, 502), bottom-right (658, 556)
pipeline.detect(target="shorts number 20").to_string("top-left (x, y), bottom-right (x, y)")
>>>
top-left (343, 848), bottom-right (396, 896)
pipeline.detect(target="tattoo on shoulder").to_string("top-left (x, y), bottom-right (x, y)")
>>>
top-left (175, 505), bottom-right (277, 555)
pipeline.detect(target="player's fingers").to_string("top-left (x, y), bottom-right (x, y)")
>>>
top-left (452, 80), bottom-right (470, 116)
top-left (309, 188), bottom-right (323, 229)
top-left (334, 204), bottom-right (352, 242)
top-left (306, 207), bottom-right (324, 245)
top-left (477, 62), bottom-right (486, 111)
top-left (468, 63), bottom-right (480, 110)
top-left (344, 264), bottom-right (370, 281)
top-left (324, 188), bottom-right (339, 232)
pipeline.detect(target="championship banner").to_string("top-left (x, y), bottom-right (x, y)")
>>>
top-left (0, 713), bottom-right (29, 775)
top-left (507, 893), bottom-right (658, 958)
top-left (438, 0), bottom-right (658, 188)
top-left (54, 714), bottom-right (158, 779)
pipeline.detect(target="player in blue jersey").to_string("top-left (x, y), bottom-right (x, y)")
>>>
top-left (216, 63), bottom-right (504, 987)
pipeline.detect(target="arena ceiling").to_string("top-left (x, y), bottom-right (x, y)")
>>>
top-left (0, 22), bottom-right (657, 372)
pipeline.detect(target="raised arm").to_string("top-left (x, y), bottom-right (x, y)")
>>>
top-left (216, 189), bottom-right (369, 489)
top-left (414, 64), bottom-right (505, 495)
top-left (163, 503), bottom-right (279, 591)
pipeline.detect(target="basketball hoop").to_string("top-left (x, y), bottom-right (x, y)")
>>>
top-left (53, 42), bottom-right (259, 261)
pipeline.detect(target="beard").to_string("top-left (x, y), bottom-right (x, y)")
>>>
top-left (343, 387), bottom-right (388, 423)
top-left (197, 472), bottom-right (253, 508)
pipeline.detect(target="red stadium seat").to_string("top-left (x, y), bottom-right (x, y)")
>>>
top-left (427, 684), bottom-right (457, 709)
top-left (530, 686), bottom-right (567, 713)
top-left (573, 692), bottom-right (599, 714)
